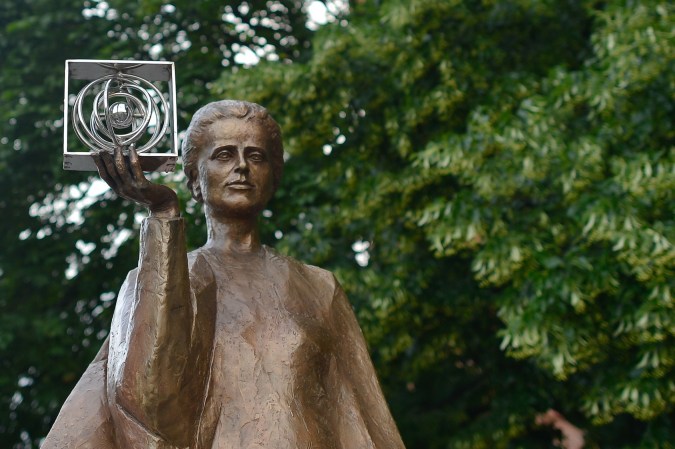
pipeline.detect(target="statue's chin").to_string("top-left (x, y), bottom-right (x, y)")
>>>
top-left (204, 201), bottom-right (266, 221)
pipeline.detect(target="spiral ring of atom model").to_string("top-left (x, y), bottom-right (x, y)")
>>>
top-left (72, 72), bottom-right (170, 153)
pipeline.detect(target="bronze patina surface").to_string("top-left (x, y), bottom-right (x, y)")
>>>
top-left (43, 100), bottom-right (406, 449)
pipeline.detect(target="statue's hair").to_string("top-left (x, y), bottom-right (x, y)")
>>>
top-left (181, 100), bottom-right (284, 196)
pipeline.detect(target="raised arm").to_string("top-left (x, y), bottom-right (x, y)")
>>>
top-left (94, 148), bottom-right (214, 447)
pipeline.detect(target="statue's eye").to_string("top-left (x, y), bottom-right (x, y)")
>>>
top-left (248, 152), bottom-right (265, 162)
top-left (214, 149), bottom-right (234, 160)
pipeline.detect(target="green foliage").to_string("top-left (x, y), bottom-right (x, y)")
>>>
top-left (1, 0), bottom-right (673, 447)
top-left (216, 0), bottom-right (674, 447)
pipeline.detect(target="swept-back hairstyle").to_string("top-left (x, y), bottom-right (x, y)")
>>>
top-left (181, 100), bottom-right (284, 196)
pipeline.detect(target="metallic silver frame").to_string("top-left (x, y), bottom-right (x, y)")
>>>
top-left (63, 59), bottom-right (178, 172)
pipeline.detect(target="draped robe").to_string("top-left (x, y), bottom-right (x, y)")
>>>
top-left (43, 217), bottom-right (405, 449)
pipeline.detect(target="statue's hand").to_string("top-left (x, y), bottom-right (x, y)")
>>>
top-left (92, 146), bottom-right (180, 219)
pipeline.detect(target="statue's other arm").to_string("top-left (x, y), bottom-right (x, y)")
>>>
top-left (329, 280), bottom-right (407, 449)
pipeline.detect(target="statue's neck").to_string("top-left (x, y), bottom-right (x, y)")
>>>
top-left (204, 212), bottom-right (261, 255)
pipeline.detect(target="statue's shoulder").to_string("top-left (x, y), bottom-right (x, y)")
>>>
top-left (187, 247), bottom-right (210, 271)
top-left (187, 248), bottom-right (217, 293)
top-left (264, 245), bottom-right (338, 296)
top-left (117, 248), bottom-right (212, 297)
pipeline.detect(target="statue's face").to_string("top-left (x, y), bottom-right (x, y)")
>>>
top-left (194, 118), bottom-right (275, 218)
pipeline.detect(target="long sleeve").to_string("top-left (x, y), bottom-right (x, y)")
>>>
top-left (106, 217), bottom-right (216, 448)
top-left (329, 279), bottom-right (406, 449)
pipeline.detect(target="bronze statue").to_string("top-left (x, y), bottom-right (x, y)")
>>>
top-left (43, 100), bottom-right (406, 449)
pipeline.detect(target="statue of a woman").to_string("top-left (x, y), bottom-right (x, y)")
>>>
top-left (43, 100), bottom-right (406, 449)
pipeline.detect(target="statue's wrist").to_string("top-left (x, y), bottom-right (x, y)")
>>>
top-left (149, 201), bottom-right (180, 219)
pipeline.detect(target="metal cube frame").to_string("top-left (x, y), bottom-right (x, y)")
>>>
top-left (63, 59), bottom-right (178, 172)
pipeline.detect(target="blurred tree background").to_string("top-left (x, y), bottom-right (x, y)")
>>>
top-left (0, 0), bottom-right (672, 448)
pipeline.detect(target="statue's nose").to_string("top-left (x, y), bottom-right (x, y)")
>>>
top-left (235, 155), bottom-right (249, 173)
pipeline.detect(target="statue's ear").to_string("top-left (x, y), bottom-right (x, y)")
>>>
top-left (188, 174), bottom-right (203, 203)
top-left (191, 184), bottom-right (203, 203)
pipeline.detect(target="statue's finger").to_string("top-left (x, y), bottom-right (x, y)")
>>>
top-left (114, 146), bottom-right (132, 180)
top-left (100, 150), bottom-right (119, 177)
top-left (128, 146), bottom-right (146, 182)
top-left (91, 151), bottom-right (118, 191)
top-left (98, 150), bottom-right (120, 185)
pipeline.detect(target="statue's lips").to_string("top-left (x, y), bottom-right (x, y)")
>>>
top-left (225, 181), bottom-right (253, 190)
